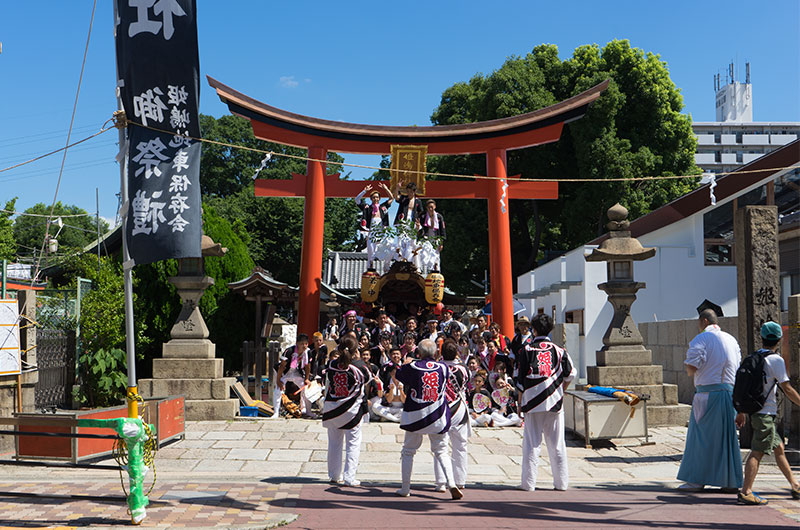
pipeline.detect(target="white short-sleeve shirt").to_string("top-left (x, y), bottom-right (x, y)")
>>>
top-left (758, 352), bottom-right (789, 415)
top-left (685, 325), bottom-right (740, 386)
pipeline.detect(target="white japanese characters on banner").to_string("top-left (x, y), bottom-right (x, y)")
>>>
top-left (116, 0), bottom-right (202, 265)
top-left (0, 299), bottom-right (21, 376)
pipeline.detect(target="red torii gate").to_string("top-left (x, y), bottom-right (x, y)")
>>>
top-left (208, 77), bottom-right (608, 337)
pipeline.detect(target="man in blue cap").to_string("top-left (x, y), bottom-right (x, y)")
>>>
top-left (735, 321), bottom-right (800, 505)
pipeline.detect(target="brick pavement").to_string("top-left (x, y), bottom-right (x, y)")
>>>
top-left (0, 418), bottom-right (797, 528)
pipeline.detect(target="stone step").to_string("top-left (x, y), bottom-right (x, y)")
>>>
top-left (151, 358), bottom-right (223, 379)
top-left (185, 398), bottom-right (239, 421)
top-left (139, 377), bottom-right (235, 400)
top-left (595, 349), bottom-right (652, 366)
top-left (587, 365), bottom-right (663, 386)
top-left (647, 404), bottom-right (692, 427)
top-left (161, 338), bottom-right (216, 359)
top-left (623, 384), bottom-right (679, 406)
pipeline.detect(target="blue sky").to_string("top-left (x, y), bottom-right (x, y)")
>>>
top-left (1, 0), bottom-right (798, 230)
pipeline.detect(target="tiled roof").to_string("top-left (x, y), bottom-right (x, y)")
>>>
top-left (323, 251), bottom-right (385, 293)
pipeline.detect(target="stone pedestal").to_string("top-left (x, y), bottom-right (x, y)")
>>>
top-left (586, 282), bottom-right (690, 426)
top-left (139, 275), bottom-right (237, 420)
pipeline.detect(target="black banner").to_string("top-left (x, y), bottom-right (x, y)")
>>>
top-left (115, 0), bottom-right (202, 265)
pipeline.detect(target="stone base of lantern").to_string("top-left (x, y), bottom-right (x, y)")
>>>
top-left (585, 280), bottom-right (691, 427)
top-left (139, 274), bottom-right (237, 421)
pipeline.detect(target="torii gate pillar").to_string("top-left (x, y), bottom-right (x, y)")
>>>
top-left (486, 148), bottom-right (514, 334)
top-left (298, 146), bottom-right (327, 336)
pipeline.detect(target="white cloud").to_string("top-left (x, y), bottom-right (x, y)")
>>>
top-left (279, 76), bottom-right (299, 88)
top-left (304, 78), bottom-right (312, 83)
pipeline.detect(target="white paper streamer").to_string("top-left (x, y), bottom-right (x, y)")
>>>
top-left (699, 172), bottom-right (717, 206)
top-left (499, 179), bottom-right (509, 213)
top-left (252, 152), bottom-right (273, 179)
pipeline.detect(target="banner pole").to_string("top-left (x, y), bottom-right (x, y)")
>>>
top-left (112, 1), bottom-right (138, 420)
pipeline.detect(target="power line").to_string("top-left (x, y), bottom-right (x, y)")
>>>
top-left (31, 0), bottom-right (98, 286)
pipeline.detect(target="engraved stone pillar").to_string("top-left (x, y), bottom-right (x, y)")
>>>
top-left (734, 205), bottom-right (780, 447)
top-left (734, 205), bottom-right (780, 355)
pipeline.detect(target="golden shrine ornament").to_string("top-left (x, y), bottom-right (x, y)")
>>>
top-left (390, 144), bottom-right (428, 196)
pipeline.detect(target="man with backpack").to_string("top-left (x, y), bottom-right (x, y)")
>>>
top-left (734, 321), bottom-right (800, 505)
top-left (676, 309), bottom-right (743, 493)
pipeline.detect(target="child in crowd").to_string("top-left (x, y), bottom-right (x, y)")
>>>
top-left (273, 334), bottom-right (313, 419)
top-left (488, 357), bottom-right (522, 427)
top-left (360, 348), bottom-right (386, 423)
top-left (325, 317), bottom-right (339, 341)
top-left (465, 356), bottom-right (479, 390)
top-left (323, 336), bottom-right (372, 487)
top-left (473, 336), bottom-right (488, 368)
top-left (457, 338), bottom-right (471, 363)
top-left (382, 359), bottom-right (405, 421)
top-left (400, 331), bottom-right (418, 360)
top-left (370, 330), bottom-right (393, 367)
top-left (468, 370), bottom-right (493, 427)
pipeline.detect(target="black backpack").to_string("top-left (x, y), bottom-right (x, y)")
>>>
top-left (732, 349), bottom-right (776, 414)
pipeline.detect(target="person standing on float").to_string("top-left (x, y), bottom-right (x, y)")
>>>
top-left (355, 182), bottom-right (393, 268)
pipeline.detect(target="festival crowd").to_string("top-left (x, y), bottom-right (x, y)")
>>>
top-left (277, 307), bottom-right (539, 428)
top-left (273, 305), bottom-right (575, 498)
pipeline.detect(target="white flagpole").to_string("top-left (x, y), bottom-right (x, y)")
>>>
top-left (113, 0), bottom-right (138, 418)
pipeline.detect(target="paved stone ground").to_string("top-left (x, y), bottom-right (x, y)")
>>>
top-left (0, 418), bottom-right (798, 528)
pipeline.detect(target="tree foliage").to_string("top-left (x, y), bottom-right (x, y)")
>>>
top-left (0, 198), bottom-right (16, 261)
top-left (199, 114), bottom-right (360, 285)
top-left (132, 203), bottom-right (257, 372)
top-left (13, 202), bottom-right (108, 262)
top-left (429, 40), bottom-right (699, 293)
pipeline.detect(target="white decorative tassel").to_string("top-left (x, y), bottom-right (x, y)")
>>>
top-left (699, 172), bottom-right (717, 206)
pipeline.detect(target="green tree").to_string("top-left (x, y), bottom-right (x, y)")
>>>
top-left (60, 254), bottom-right (145, 407)
top-left (0, 198), bottom-right (16, 260)
top-left (13, 202), bottom-right (108, 264)
top-left (199, 114), bottom-right (360, 284)
top-left (133, 204), bottom-right (257, 372)
top-left (429, 40), bottom-right (699, 293)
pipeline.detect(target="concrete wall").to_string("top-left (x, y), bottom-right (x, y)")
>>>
top-left (640, 316), bottom-right (739, 405)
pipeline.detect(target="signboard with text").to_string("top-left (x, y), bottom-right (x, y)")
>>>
top-left (115, 0), bottom-right (202, 265)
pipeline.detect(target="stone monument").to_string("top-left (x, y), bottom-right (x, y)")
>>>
top-left (734, 205), bottom-right (782, 448)
top-left (585, 203), bottom-right (691, 426)
top-left (734, 205), bottom-right (781, 354)
top-left (139, 235), bottom-right (238, 420)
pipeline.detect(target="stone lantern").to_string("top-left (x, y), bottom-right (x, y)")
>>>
top-left (585, 203), bottom-right (655, 354)
top-left (139, 234), bottom-right (240, 420)
top-left (584, 203), bottom-right (691, 426)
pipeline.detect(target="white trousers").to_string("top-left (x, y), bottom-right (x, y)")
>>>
top-left (491, 411), bottom-right (522, 427)
top-left (369, 397), bottom-right (400, 422)
top-left (273, 375), bottom-right (312, 415)
top-left (434, 420), bottom-right (469, 487)
top-left (521, 410), bottom-right (569, 491)
top-left (470, 413), bottom-right (491, 427)
top-left (327, 424), bottom-right (362, 483)
top-left (401, 431), bottom-right (454, 490)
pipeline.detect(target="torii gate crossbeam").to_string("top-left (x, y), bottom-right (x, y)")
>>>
top-left (209, 76), bottom-right (608, 337)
